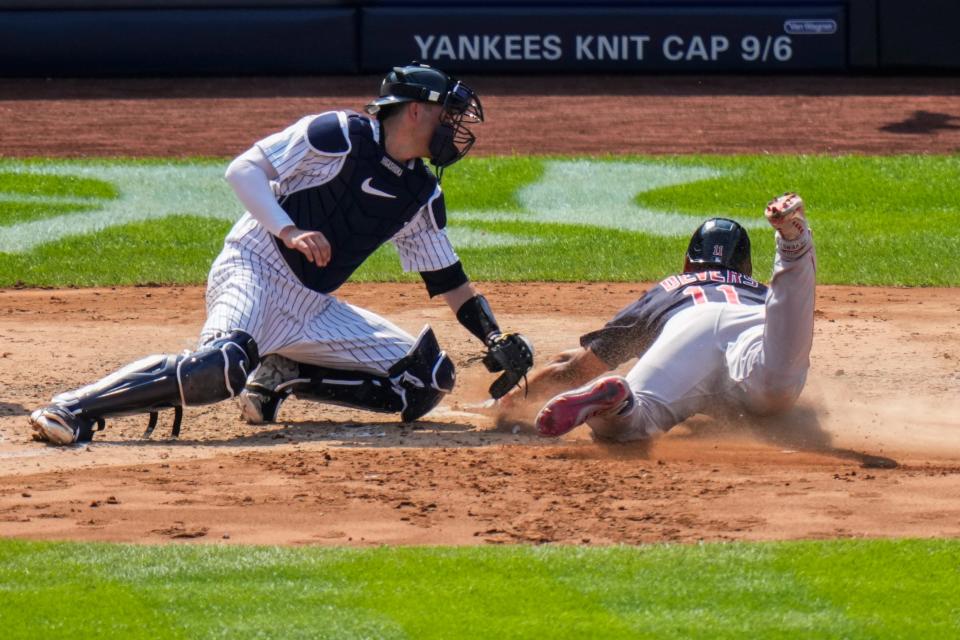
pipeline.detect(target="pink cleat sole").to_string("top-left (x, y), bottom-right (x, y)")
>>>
top-left (535, 376), bottom-right (633, 438)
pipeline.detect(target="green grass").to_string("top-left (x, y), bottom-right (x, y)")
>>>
top-left (625, 155), bottom-right (960, 284)
top-left (1, 538), bottom-right (958, 638)
top-left (0, 170), bottom-right (118, 199)
top-left (0, 201), bottom-right (104, 226)
top-left (443, 155), bottom-right (544, 211)
top-left (0, 155), bottom-right (958, 287)
top-left (5, 216), bottom-right (231, 287)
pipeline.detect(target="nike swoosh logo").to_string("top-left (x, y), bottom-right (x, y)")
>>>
top-left (361, 177), bottom-right (396, 199)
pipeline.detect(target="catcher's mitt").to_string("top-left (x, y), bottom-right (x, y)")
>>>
top-left (482, 332), bottom-right (534, 399)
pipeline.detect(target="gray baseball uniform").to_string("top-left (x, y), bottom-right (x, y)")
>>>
top-left (580, 235), bottom-right (816, 441)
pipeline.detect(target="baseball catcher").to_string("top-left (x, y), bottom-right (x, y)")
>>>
top-left (498, 193), bottom-right (815, 443)
top-left (28, 62), bottom-right (533, 445)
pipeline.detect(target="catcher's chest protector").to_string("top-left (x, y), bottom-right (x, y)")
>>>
top-left (277, 116), bottom-right (438, 293)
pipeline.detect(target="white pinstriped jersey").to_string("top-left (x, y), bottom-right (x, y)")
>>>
top-left (235, 110), bottom-right (459, 277)
top-left (201, 111), bottom-right (462, 375)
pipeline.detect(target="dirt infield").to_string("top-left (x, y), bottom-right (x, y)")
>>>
top-left (1, 77), bottom-right (959, 545)
top-left (2, 76), bottom-right (959, 156)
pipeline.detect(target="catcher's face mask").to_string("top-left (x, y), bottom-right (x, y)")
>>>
top-left (429, 81), bottom-right (483, 173)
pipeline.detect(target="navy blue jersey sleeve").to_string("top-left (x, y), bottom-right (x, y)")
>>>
top-left (580, 293), bottom-right (658, 368)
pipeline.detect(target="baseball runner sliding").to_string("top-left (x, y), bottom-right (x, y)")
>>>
top-left (499, 193), bottom-right (816, 443)
top-left (29, 63), bottom-right (533, 445)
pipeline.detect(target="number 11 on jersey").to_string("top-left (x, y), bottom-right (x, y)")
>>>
top-left (683, 284), bottom-right (742, 305)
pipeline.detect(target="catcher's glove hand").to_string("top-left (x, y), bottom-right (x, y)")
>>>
top-left (482, 332), bottom-right (534, 399)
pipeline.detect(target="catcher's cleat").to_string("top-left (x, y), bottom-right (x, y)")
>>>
top-left (764, 192), bottom-right (808, 241)
top-left (29, 405), bottom-right (96, 445)
top-left (535, 375), bottom-right (635, 438)
top-left (238, 388), bottom-right (287, 425)
top-left (237, 354), bottom-right (299, 424)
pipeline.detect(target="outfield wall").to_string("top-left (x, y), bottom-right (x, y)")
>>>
top-left (0, 0), bottom-right (957, 76)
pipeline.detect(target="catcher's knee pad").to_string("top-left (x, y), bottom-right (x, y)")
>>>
top-left (388, 326), bottom-right (455, 422)
top-left (180, 330), bottom-right (260, 405)
top-left (290, 326), bottom-right (454, 423)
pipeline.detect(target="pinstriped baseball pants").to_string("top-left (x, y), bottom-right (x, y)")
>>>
top-left (199, 245), bottom-right (415, 378)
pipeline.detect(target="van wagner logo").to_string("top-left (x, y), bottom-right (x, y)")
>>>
top-left (784, 19), bottom-right (837, 35)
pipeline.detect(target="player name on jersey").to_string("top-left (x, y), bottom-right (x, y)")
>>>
top-left (659, 269), bottom-right (762, 292)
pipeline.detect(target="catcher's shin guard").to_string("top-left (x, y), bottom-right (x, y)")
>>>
top-left (388, 325), bottom-right (455, 422)
top-left (37, 331), bottom-right (259, 442)
top-left (279, 326), bottom-right (455, 423)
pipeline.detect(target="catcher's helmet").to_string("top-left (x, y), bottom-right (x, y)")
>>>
top-left (366, 63), bottom-right (483, 171)
top-left (683, 217), bottom-right (753, 277)
top-left (369, 64), bottom-right (447, 111)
